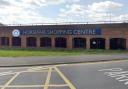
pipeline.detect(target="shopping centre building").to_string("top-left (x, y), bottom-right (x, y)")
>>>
top-left (0, 22), bottom-right (128, 50)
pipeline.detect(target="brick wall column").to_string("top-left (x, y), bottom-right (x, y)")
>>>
top-left (86, 37), bottom-right (90, 49)
top-left (9, 37), bottom-right (12, 47)
top-left (51, 36), bottom-right (55, 48)
top-left (21, 36), bottom-right (27, 48)
top-left (67, 36), bottom-right (72, 49)
top-left (0, 37), bottom-right (1, 48)
top-left (126, 37), bottom-right (128, 50)
top-left (105, 37), bottom-right (110, 50)
top-left (37, 37), bottom-right (40, 48)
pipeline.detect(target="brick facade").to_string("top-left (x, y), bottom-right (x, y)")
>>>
top-left (0, 23), bottom-right (128, 50)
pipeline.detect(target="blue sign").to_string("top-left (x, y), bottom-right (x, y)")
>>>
top-left (19, 28), bottom-right (101, 35)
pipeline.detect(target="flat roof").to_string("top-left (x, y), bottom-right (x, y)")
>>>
top-left (0, 21), bottom-right (128, 26)
top-left (0, 22), bottom-right (128, 29)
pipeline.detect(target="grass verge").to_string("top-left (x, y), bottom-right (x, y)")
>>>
top-left (0, 48), bottom-right (127, 57)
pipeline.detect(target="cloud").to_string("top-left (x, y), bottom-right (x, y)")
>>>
top-left (0, 0), bottom-right (127, 24)
top-left (0, 6), bottom-right (53, 24)
top-left (0, 0), bottom-right (54, 24)
top-left (58, 1), bottom-right (124, 22)
top-left (0, 0), bottom-right (81, 24)
top-left (87, 1), bottom-right (123, 21)
top-left (0, 0), bottom-right (10, 8)
top-left (113, 14), bottom-right (128, 21)
top-left (58, 4), bottom-right (87, 22)
top-left (88, 1), bottom-right (122, 13)
top-left (59, 4), bottom-right (85, 17)
top-left (0, 0), bottom-right (10, 5)
top-left (21, 0), bottom-right (80, 6)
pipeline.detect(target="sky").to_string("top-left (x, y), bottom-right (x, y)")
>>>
top-left (0, 0), bottom-right (128, 24)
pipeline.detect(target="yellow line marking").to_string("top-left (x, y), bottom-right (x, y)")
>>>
top-left (49, 84), bottom-right (68, 87)
top-left (0, 71), bottom-right (15, 77)
top-left (27, 69), bottom-right (48, 71)
top-left (20, 70), bottom-right (50, 73)
top-left (55, 64), bottom-right (69, 67)
top-left (0, 71), bottom-right (13, 75)
top-left (0, 70), bottom-right (50, 77)
top-left (0, 84), bottom-right (68, 88)
top-left (1, 72), bottom-right (20, 89)
top-left (44, 67), bottom-right (52, 89)
top-left (55, 62), bottom-right (101, 67)
top-left (28, 67), bottom-right (48, 71)
top-left (0, 67), bottom-right (30, 69)
top-left (5, 85), bottom-right (43, 88)
top-left (0, 65), bottom-right (51, 70)
top-left (0, 70), bottom-right (54, 77)
top-left (54, 67), bottom-right (76, 89)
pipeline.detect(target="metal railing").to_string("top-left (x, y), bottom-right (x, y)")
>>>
top-left (1, 20), bottom-right (128, 26)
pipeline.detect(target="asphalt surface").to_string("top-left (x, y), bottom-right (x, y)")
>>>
top-left (0, 54), bottom-right (128, 66)
top-left (0, 60), bottom-right (128, 89)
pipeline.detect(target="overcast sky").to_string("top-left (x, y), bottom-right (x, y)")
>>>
top-left (0, 0), bottom-right (128, 24)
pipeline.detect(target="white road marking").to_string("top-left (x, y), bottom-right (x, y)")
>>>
top-left (99, 68), bottom-right (128, 86)
top-left (98, 68), bottom-right (123, 71)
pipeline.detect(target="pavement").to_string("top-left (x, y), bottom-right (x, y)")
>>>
top-left (0, 54), bottom-right (128, 66)
top-left (0, 60), bottom-right (128, 89)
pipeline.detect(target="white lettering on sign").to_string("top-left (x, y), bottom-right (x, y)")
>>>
top-left (19, 28), bottom-right (101, 35)
top-left (98, 68), bottom-right (128, 85)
